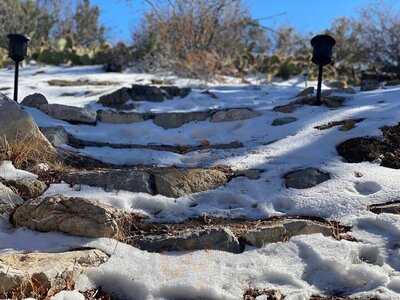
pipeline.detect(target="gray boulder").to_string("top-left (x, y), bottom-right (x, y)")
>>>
top-left (21, 93), bottom-right (48, 109)
top-left (40, 126), bottom-right (69, 147)
top-left (153, 111), bottom-right (209, 129)
top-left (39, 104), bottom-right (97, 125)
top-left (152, 168), bottom-right (229, 198)
top-left (0, 94), bottom-right (55, 156)
top-left (284, 168), bottom-right (331, 189)
top-left (271, 117), bottom-right (297, 126)
top-left (0, 249), bottom-right (108, 297)
top-left (97, 110), bottom-right (146, 124)
top-left (243, 219), bottom-right (333, 247)
top-left (97, 85), bottom-right (192, 108)
top-left (62, 169), bottom-right (153, 194)
top-left (12, 196), bottom-right (134, 238)
top-left (136, 228), bottom-right (242, 253)
top-left (211, 108), bottom-right (261, 122)
top-left (98, 87), bottom-right (134, 109)
top-left (1, 178), bottom-right (47, 200)
top-left (295, 87), bottom-right (314, 98)
top-left (0, 182), bottom-right (23, 215)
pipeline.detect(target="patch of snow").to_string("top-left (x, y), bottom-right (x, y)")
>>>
top-left (0, 161), bottom-right (37, 180)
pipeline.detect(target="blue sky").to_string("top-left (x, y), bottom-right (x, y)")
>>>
top-left (91, 0), bottom-right (400, 43)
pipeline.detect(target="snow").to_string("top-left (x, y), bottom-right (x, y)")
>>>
top-left (0, 160), bottom-right (37, 180)
top-left (1, 64), bottom-right (400, 298)
top-left (51, 291), bottom-right (85, 300)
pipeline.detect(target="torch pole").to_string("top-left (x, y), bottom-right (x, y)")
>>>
top-left (316, 64), bottom-right (323, 105)
top-left (13, 61), bottom-right (19, 102)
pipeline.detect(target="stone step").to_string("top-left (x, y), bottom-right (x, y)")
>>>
top-left (39, 126), bottom-right (244, 154)
top-left (61, 167), bottom-right (232, 198)
top-left (12, 197), bottom-right (351, 254)
top-left (97, 107), bottom-right (262, 128)
top-left (67, 134), bottom-right (243, 154)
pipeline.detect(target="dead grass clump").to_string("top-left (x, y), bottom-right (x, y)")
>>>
top-left (0, 135), bottom-right (57, 170)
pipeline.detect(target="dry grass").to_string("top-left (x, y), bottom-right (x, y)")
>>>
top-left (0, 134), bottom-right (57, 170)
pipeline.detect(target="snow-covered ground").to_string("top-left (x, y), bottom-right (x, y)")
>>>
top-left (2, 65), bottom-right (400, 299)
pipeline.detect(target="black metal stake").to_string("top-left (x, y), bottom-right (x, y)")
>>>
top-left (316, 64), bottom-right (323, 104)
top-left (13, 61), bottom-right (19, 102)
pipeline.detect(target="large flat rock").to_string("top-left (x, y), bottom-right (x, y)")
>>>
top-left (211, 108), bottom-right (261, 122)
top-left (12, 196), bottom-right (140, 238)
top-left (62, 169), bottom-right (153, 194)
top-left (136, 227), bottom-right (242, 253)
top-left (151, 168), bottom-right (229, 198)
top-left (284, 168), bottom-right (331, 189)
top-left (153, 111), bottom-right (209, 129)
top-left (242, 219), bottom-right (334, 248)
top-left (0, 249), bottom-right (108, 298)
top-left (61, 167), bottom-right (230, 198)
top-left (39, 104), bottom-right (97, 125)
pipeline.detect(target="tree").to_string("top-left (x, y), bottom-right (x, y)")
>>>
top-left (132, 0), bottom-right (269, 77)
top-left (357, 2), bottom-right (400, 74)
top-left (73, 0), bottom-right (105, 48)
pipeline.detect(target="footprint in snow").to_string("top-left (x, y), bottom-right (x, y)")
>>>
top-left (354, 181), bottom-right (382, 195)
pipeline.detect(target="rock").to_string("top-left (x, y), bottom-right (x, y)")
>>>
top-left (243, 220), bottom-right (333, 248)
top-left (0, 182), bottom-right (23, 215)
top-left (47, 79), bottom-right (116, 87)
top-left (284, 168), bottom-right (330, 189)
top-left (21, 93), bottom-right (48, 109)
top-left (385, 79), bottom-right (400, 87)
top-left (333, 87), bottom-right (357, 94)
top-left (62, 169), bottom-right (153, 194)
top-left (153, 111), bottom-right (209, 129)
top-left (369, 202), bottom-right (400, 214)
top-left (315, 118), bottom-right (365, 131)
top-left (211, 108), bottom-right (261, 123)
top-left (296, 87), bottom-right (314, 98)
top-left (152, 168), bottom-right (229, 198)
top-left (322, 95), bottom-right (346, 108)
top-left (0, 249), bottom-right (108, 298)
top-left (325, 80), bottom-right (347, 89)
top-left (39, 104), bottom-right (97, 125)
top-left (130, 84), bottom-right (191, 101)
top-left (161, 86), bottom-right (191, 99)
top-left (337, 137), bottom-right (388, 163)
top-left (97, 110), bottom-right (146, 124)
top-left (1, 178), bottom-right (47, 200)
top-left (40, 126), bottom-right (69, 147)
top-left (0, 94), bottom-right (55, 157)
top-left (98, 85), bottom-right (191, 108)
top-left (97, 87), bottom-right (134, 109)
top-left (271, 117), bottom-right (297, 126)
top-left (361, 79), bottom-right (381, 91)
top-left (130, 84), bottom-right (165, 102)
top-left (136, 227), bottom-right (242, 253)
top-left (62, 168), bottom-right (229, 198)
top-left (12, 196), bottom-right (137, 238)
top-left (273, 103), bottom-right (299, 114)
